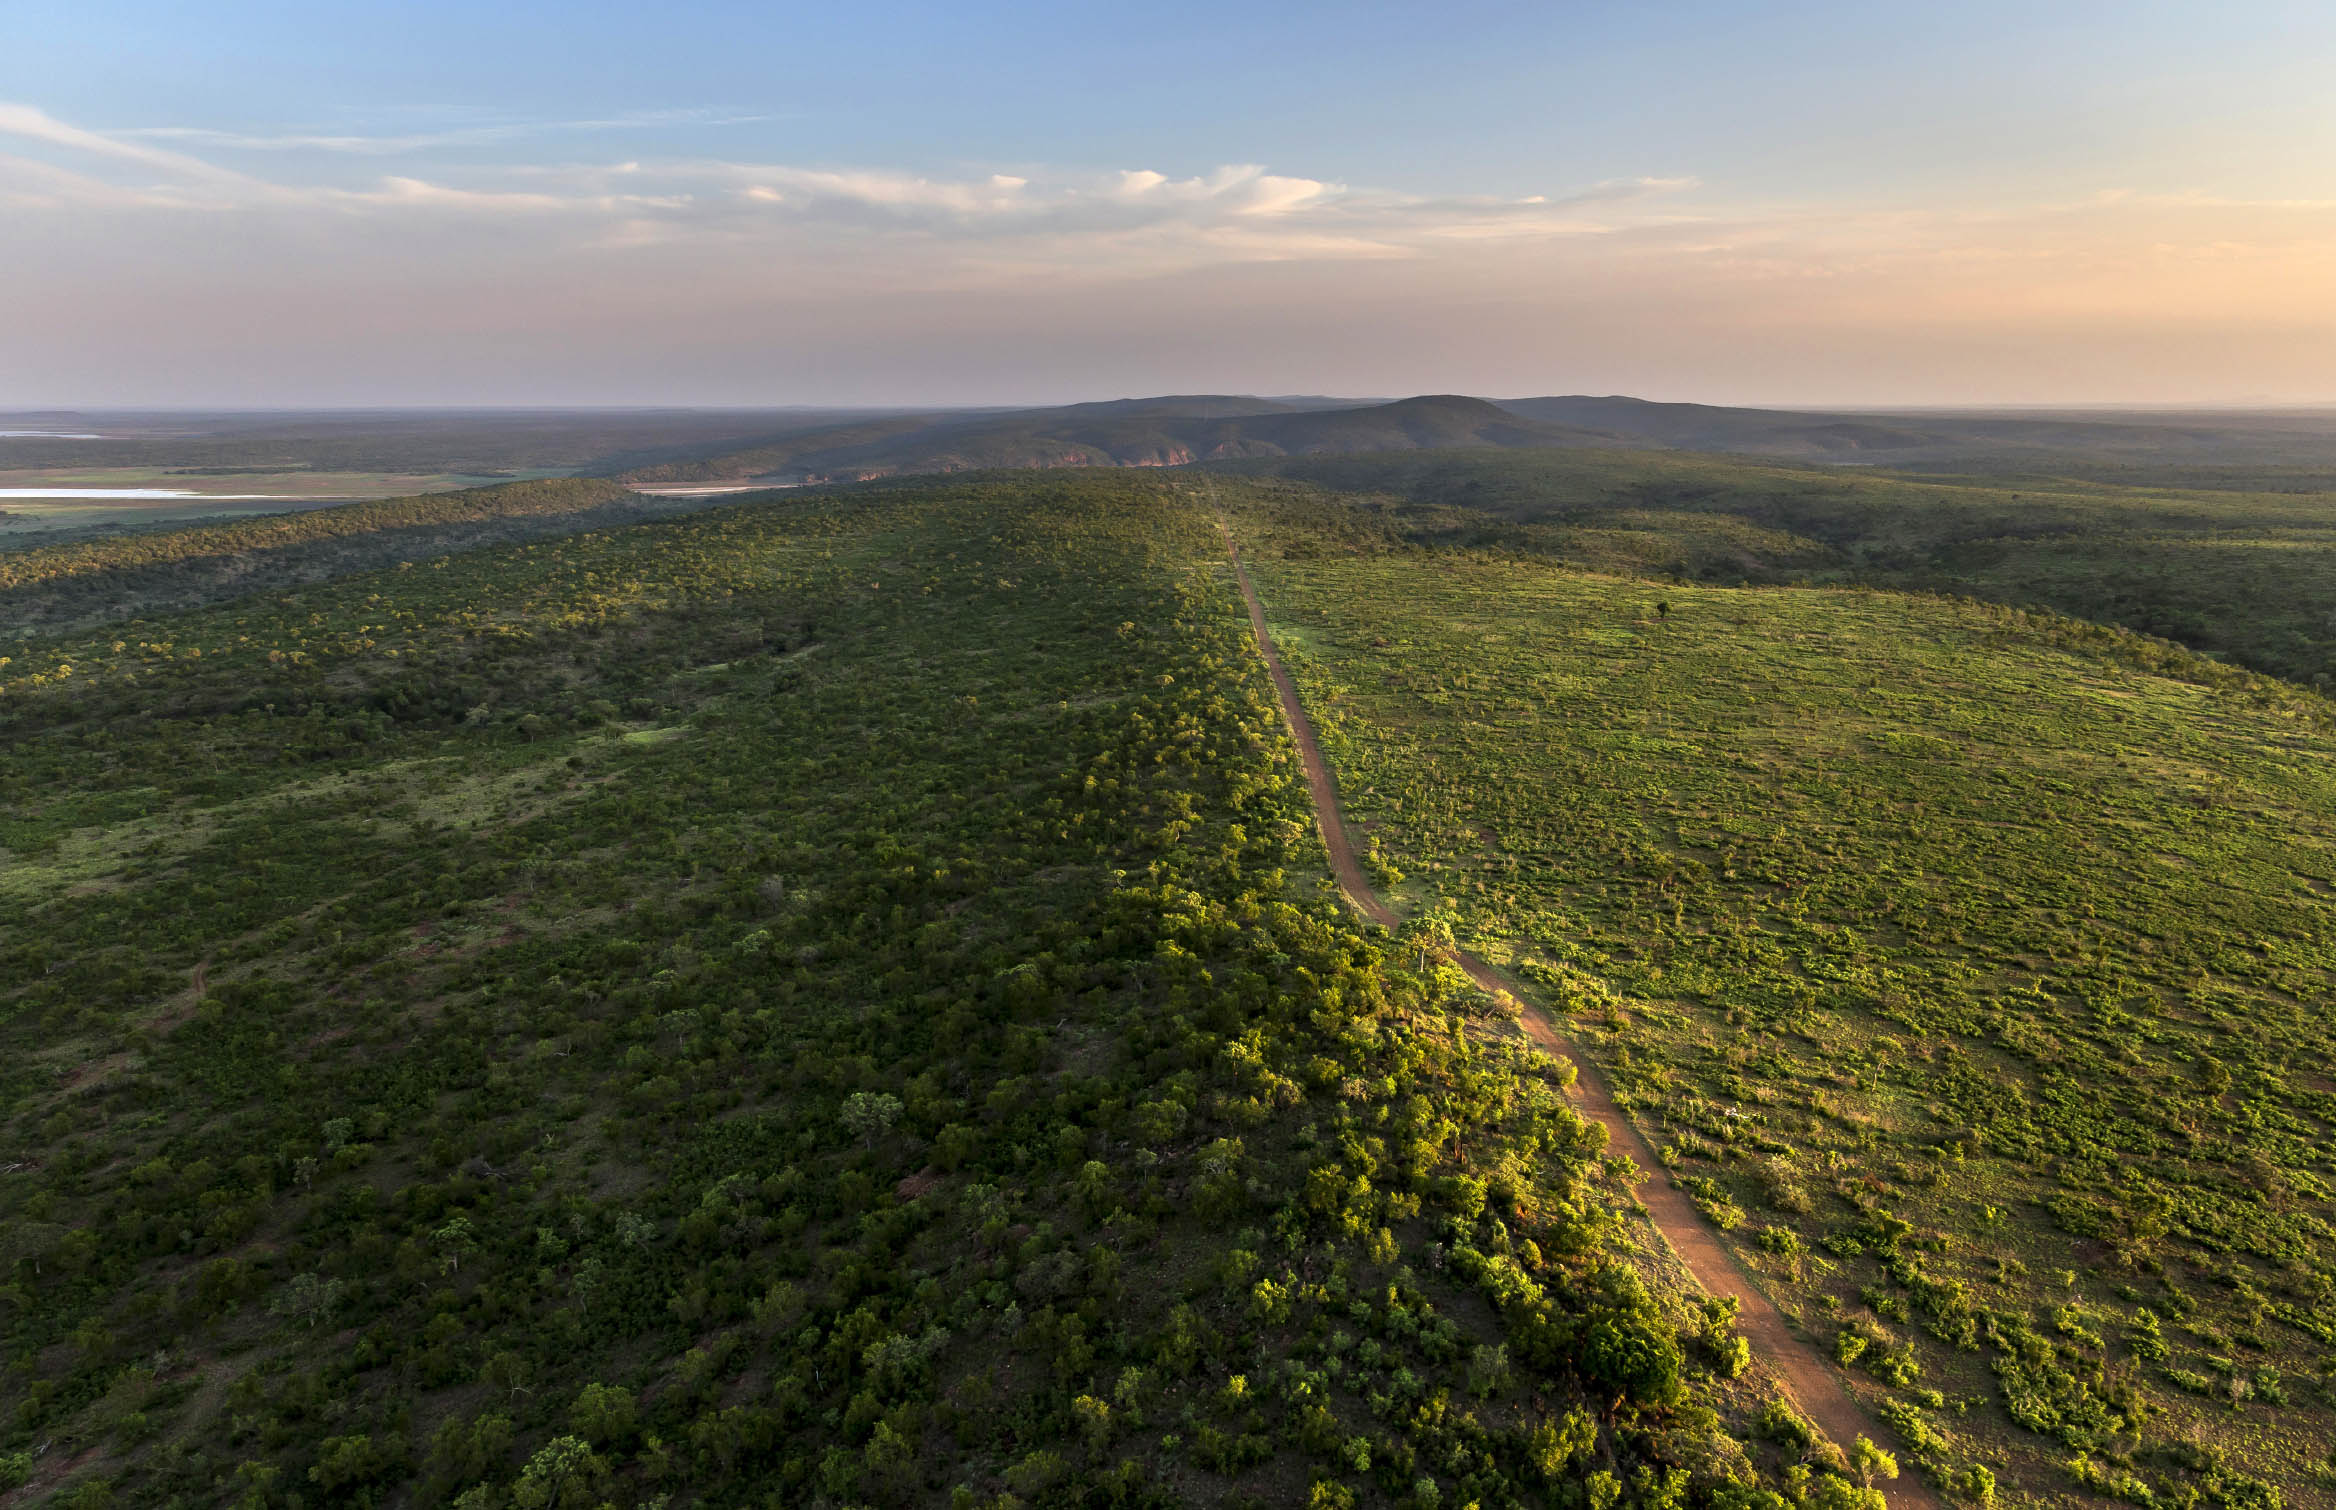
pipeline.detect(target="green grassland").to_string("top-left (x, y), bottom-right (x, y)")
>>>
top-left (0, 476), bottom-right (1890, 1508)
top-left (1229, 500), bottom-right (2336, 1507)
top-left (1219, 450), bottom-right (2336, 690)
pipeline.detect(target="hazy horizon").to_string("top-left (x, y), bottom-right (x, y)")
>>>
top-left (12, 401), bottom-right (2336, 422)
top-left (12, 396), bottom-right (2336, 419)
top-left (7, 0), bottom-right (2334, 408)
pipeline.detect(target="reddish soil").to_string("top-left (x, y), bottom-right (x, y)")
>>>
top-left (1222, 529), bottom-right (1939, 1508)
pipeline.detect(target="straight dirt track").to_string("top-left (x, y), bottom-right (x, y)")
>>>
top-left (1220, 527), bottom-right (1940, 1510)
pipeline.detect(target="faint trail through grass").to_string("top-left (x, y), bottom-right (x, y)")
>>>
top-left (1220, 522), bottom-right (1941, 1510)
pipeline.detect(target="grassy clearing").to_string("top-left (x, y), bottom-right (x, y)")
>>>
top-left (1224, 449), bottom-right (2336, 689)
top-left (1234, 516), bottom-right (2336, 1506)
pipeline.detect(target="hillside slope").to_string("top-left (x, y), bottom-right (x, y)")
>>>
top-left (0, 478), bottom-right (734, 637)
top-left (1, 476), bottom-right (1864, 1509)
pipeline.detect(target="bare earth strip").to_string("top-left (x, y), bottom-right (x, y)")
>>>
top-left (1219, 526), bottom-right (1940, 1509)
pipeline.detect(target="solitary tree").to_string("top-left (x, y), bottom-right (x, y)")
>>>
top-left (841, 1091), bottom-right (904, 1147)
top-left (1850, 1436), bottom-right (1899, 1490)
top-left (569, 1383), bottom-right (636, 1447)
top-left (511, 1437), bottom-right (603, 1510)
top-left (433, 1216), bottom-right (478, 1274)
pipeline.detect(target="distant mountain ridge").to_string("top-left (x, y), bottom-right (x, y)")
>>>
top-left (607, 391), bottom-right (2336, 486)
top-left (610, 394), bottom-right (1617, 484)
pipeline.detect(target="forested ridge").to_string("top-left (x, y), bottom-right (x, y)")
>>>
top-left (1, 477), bottom-right (1886, 1508)
top-left (607, 399), bottom-right (1600, 488)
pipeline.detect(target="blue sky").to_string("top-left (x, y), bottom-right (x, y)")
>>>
top-left (5, 1), bottom-right (2334, 405)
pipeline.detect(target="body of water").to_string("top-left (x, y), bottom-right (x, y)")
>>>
top-left (0, 431), bottom-right (104, 439)
top-left (0, 488), bottom-right (274, 500)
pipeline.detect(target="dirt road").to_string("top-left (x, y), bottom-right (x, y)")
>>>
top-left (1221, 528), bottom-right (1940, 1509)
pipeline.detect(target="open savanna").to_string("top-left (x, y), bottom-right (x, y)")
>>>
top-left (1220, 450), bottom-right (2336, 690)
top-left (1231, 514), bottom-right (2336, 1508)
top-left (1, 473), bottom-right (1908, 1509)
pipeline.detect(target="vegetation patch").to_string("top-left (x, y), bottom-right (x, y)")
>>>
top-left (3, 476), bottom-right (1883, 1508)
top-left (1233, 498), bottom-right (2336, 1505)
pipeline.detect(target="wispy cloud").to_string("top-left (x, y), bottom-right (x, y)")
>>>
top-left (0, 102), bottom-right (212, 174)
top-left (0, 102), bottom-right (271, 190)
top-left (0, 101), bottom-right (1700, 267)
top-left (115, 108), bottom-right (776, 155)
top-left (325, 176), bottom-right (696, 214)
top-left (19, 97), bottom-right (2333, 408)
top-left (13, 100), bottom-right (2334, 322)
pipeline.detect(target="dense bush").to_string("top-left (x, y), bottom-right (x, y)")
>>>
top-left (1, 477), bottom-right (1866, 1505)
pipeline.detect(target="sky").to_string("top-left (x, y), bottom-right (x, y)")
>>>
top-left (4, 0), bottom-right (2334, 408)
